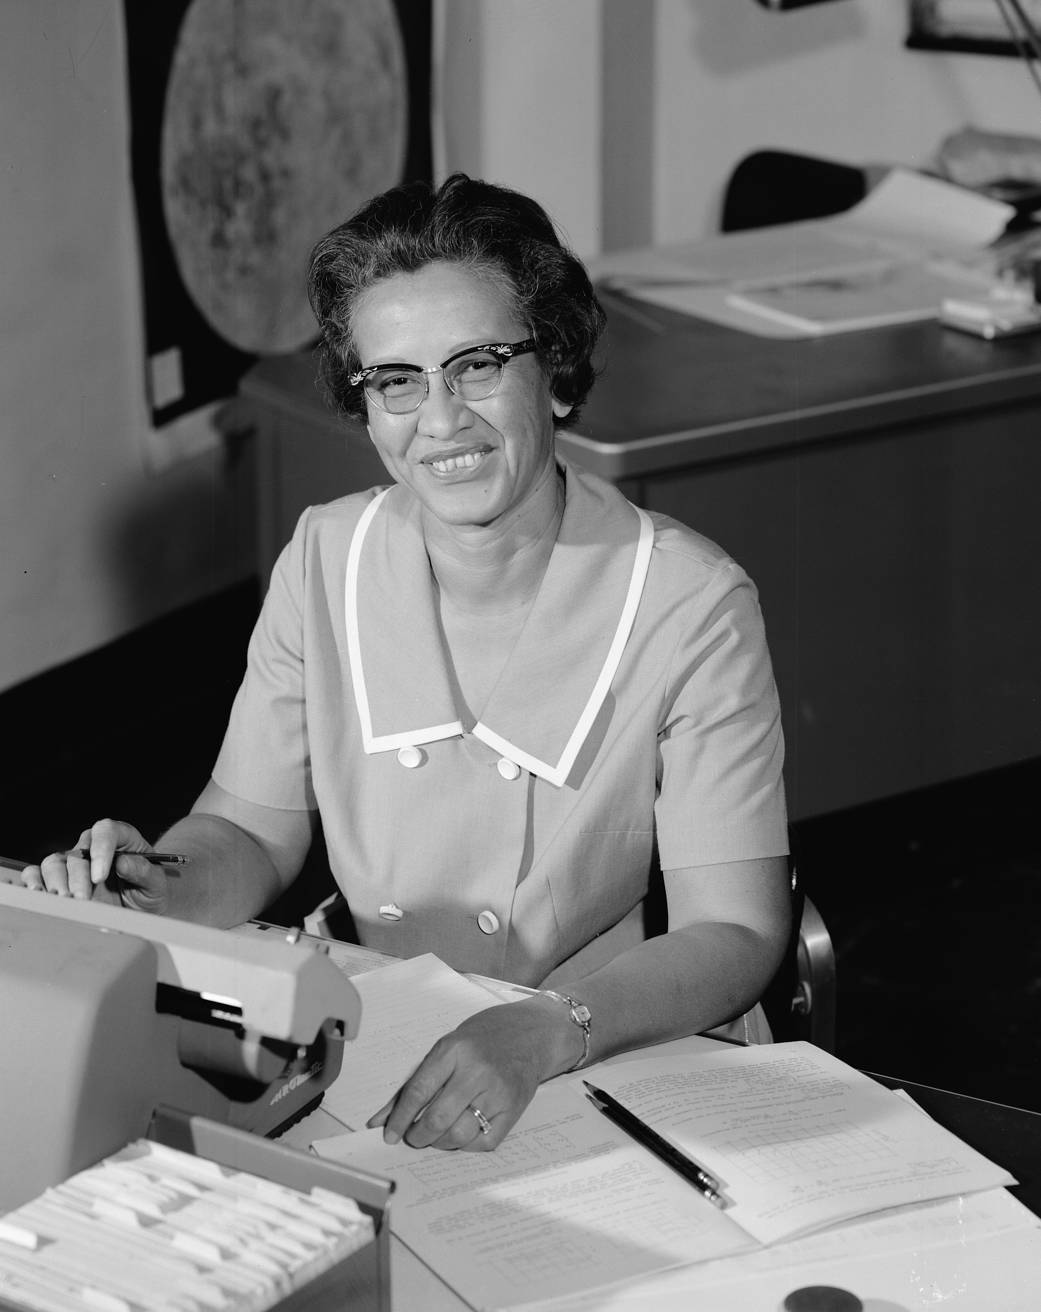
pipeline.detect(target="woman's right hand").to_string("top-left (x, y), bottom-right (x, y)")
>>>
top-left (20, 818), bottom-right (170, 914)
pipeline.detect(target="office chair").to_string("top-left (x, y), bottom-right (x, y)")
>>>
top-left (721, 148), bottom-right (867, 233)
top-left (761, 867), bottom-right (837, 1051)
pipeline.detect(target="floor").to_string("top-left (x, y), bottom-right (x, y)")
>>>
top-left (3, 578), bottom-right (1038, 1112)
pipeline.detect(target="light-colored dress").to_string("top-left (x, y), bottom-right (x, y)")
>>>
top-left (214, 462), bottom-right (788, 1036)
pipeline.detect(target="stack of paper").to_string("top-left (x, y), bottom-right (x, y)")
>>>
top-left (594, 169), bottom-right (1015, 339)
top-left (314, 1029), bottom-right (1026, 1311)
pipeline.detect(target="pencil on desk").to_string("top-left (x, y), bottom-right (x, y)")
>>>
top-left (582, 1080), bottom-right (728, 1208)
top-left (73, 848), bottom-right (190, 867)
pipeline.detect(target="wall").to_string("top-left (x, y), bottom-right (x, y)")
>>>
top-left (0, 1), bottom-right (256, 694)
top-left (438, 1), bottom-right (1041, 250)
top-left (5, 0), bottom-right (1038, 692)
top-left (651, 1), bottom-right (1041, 244)
top-left (436, 0), bottom-right (604, 255)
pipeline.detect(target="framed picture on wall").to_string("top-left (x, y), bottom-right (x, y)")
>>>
top-left (124, 0), bottom-right (432, 428)
top-left (907, 0), bottom-right (1041, 55)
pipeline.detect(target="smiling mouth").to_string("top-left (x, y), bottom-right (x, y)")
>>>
top-left (424, 448), bottom-right (492, 475)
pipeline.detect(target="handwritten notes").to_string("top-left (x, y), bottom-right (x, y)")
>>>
top-left (315, 1042), bottom-right (1016, 1310)
top-left (592, 1043), bottom-right (1015, 1246)
top-left (315, 1086), bottom-right (751, 1309)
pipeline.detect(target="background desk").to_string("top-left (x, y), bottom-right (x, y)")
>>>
top-left (241, 303), bottom-right (1041, 819)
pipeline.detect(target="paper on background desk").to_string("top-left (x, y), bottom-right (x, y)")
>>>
top-left (321, 953), bottom-right (502, 1129)
top-left (835, 167), bottom-right (1013, 254)
top-left (594, 168), bottom-right (1013, 338)
top-left (725, 261), bottom-right (992, 336)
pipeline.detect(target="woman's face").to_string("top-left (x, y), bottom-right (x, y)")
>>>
top-left (351, 261), bottom-right (571, 531)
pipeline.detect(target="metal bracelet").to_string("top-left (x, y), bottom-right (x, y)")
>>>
top-left (541, 989), bottom-right (592, 1072)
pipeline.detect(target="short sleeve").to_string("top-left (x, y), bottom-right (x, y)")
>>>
top-left (655, 561), bottom-right (788, 870)
top-left (212, 509), bottom-right (318, 812)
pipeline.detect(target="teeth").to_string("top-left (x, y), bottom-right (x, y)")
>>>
top-left (430, 451), bottom-right (484, 473)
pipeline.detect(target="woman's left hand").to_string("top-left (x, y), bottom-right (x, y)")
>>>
top-left (366, 997), bottom-right (574, 1151)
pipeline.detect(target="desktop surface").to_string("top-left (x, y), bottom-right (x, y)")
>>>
top-left (283, 1039), bottom-right (1041, 1312)
top-left (260, 929), bottom-right (1041, 1308)
top-left (564, 290), bottom-right (1041, 478)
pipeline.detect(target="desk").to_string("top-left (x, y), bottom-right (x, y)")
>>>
top-left (241, 295), bottom-right (1041, 818)
top-left (254, 927), bottom-right (1040, 1310)
top-left (284, 1054), bottom-right (1041, 1311)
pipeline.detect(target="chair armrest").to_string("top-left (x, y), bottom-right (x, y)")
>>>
top-left (794, 894), bottom-right (837, 1052)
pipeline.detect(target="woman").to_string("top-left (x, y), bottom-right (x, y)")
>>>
top-left (22, 174), bottom-right (791, 1152)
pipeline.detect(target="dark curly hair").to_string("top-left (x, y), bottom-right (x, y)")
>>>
top-left (306, 173), bottom-right (606, 428)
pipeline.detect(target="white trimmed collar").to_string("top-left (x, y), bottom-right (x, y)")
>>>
top-left (344, 466), bottom-right (653, 787)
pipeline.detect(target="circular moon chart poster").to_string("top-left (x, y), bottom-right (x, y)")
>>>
top-left (124, 0), bottom-right (432, 426)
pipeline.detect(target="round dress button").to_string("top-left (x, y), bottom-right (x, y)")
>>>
top-left (378, 903), bottom-right (404, 922)
top-left (477, 909), bottom-right (500, 935)
top-left (397, 745), bottom-right (424, 769)
top-left (496, 757), bottom-right (521, 781)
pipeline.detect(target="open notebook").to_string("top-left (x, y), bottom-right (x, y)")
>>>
top-left (316, 1025), bottom-right (1016, 1310)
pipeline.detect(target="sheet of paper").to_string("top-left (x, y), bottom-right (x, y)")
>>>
top-left (593, 226), bottom-right (893, 291)
top-left (314, 1085), bottom-right (753, 1310)
top-left (521, 1189), bottom-right (1041, 1312)
top-left (589, 168), bottom-right (1013, 338)
top-left (321, 953), bottom-right (501, 1129)
top-left (591, 229), bottom-right (906, 338)
top-left (725, 260), bottom-right (989, 335)
top-left (638, 169), bottom-right (1011, 284)
top-left (590, 1043), bottom-right (1015, 1247)
top-left (837, 167), bottom-right (1014, 254)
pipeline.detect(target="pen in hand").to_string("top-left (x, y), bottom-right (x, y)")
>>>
top-left (582, 1081), bottom-right (728, 1209)
top-left (72, 848), bottom-right (190, 867)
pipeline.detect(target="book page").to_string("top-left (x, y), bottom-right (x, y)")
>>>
top-left (590, 1043), bottom-right (1015, 1246)
top-left (314, 1085), bottom-right (752, 1309)
top-left (321, 953), bottom-right (501, 1129)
